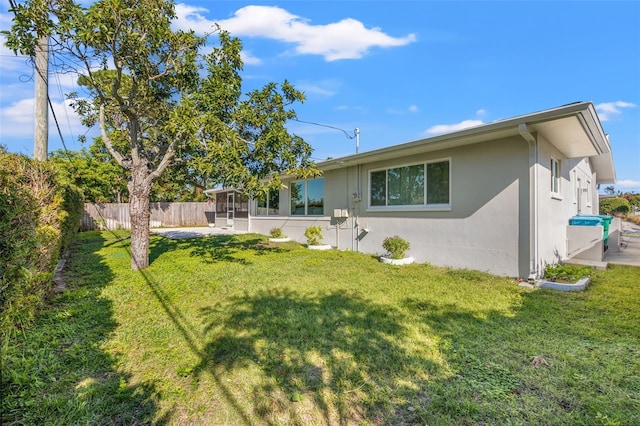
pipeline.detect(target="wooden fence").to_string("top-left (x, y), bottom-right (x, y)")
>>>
top-left (82, 202), bottom-right (216, 231)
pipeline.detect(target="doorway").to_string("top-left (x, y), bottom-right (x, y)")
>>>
top-left (226, 192), bottom-right (234, 227)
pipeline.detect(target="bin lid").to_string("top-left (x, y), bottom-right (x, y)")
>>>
top-left (569, 216), bottom-right (603, 225)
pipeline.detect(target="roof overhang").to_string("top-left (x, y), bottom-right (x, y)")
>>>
top-left (203, 187), bottom-right (243, 197)
top-left (319, 101), bottom-right (616, 184)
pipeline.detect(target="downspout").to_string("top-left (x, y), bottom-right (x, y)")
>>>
top-left (518, 124), bottom-right (539, 282)
top-left (355, 164), bottom-right (362, 252)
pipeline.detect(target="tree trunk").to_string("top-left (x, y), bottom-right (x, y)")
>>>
top-left (129, 165), bottom-right (152, 270)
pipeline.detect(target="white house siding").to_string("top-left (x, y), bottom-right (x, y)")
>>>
top-left (535, 134), bottom-right (599, 269)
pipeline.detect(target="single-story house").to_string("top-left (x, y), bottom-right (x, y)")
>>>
top-left (206, 101), bottom-right (617, 280)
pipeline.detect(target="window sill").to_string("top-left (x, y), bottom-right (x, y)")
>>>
top-left (551, 193), bottom-right (563, 201)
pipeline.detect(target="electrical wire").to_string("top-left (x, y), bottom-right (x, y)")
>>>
top-left (291, 118), bottom-right (357, 139)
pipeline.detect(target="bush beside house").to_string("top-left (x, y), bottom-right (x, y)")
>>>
top-left (382, 236), bottom-right (410, 260)
top-left (305, 226), bottom-right (324, 246)
top-left (599, 197), bottom-right (631, 215)
top-left (0, 151), bottom-right (83, 344)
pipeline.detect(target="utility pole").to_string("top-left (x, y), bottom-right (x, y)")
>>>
top-left (34, 34), bottom-right (48, 161)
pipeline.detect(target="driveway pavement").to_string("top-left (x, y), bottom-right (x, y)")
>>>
top-left (606, 220), bottom-right (640, 267)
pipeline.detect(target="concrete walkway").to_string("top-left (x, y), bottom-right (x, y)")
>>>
top-left (151, 226), bottom-right (243, 239)
top-left (606, 220), bottom-right (640, 267)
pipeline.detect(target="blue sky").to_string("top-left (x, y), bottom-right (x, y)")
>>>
top-left (1, 0), bottom-right (639, 192)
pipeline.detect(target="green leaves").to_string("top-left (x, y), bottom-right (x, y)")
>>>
top-left (6, 0), bottom-right (318, 269)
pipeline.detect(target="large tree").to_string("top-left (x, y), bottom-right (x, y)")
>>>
top-left (5, 0), bottom-right (316, 269)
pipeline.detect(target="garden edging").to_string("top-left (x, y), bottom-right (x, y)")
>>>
top-left (536, 277), bottom-right (591, 291)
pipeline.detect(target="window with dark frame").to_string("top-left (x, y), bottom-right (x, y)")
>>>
top-left (257, 189), bottom-right (280, 215)
top-left (370, 160), bottom-right (450, 208)
top-left (290, 178), bottom-right (324, 216)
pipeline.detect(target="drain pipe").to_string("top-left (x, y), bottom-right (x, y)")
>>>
top-left (354, 164), bottom-right (362, 252)
top-left (519, 123), bottom-right (539, 282)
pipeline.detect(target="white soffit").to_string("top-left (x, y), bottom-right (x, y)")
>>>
top-left (530, 116), bottom-right (600, 158)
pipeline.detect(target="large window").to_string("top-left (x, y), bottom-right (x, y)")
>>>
top-left (257, 190), bottom-right (280, 216)
top-left (370, 160), bottom-right (450, 208)
top-left (291, 178), bottom-right (324, 215)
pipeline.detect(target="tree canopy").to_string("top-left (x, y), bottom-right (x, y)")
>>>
top-left (5, 0), bottom-right (318, 269)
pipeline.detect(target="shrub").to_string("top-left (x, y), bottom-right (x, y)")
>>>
top-left (305, 226), bottom-right (323, 246)
top-left (543, 264), bottom-right (592, 282)
top-left (382, 236), bottom-right (410, 260)
top-left (600, 197), bottom-right (630, 215)
top-left (270, 227), bottom-right (285, 238)
top-left (0, 152), bottom-right (83, 345)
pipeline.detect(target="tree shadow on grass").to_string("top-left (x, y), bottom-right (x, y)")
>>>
top-left (193, 289), bottom-right (442, 425)
top-left (133, 253), bottom-right (446, 424)
top-left (1, 232), bottom-right (163, 425)
top-left (149, 233), bottom-right (295, 265)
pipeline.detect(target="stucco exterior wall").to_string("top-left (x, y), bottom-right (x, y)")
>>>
top-left (246, 133), bottom-right (606, 279)
top-left (535, 134), bottom-right (599, 269)
top-left (351, 137), bottom-right (529, 277)
top-left (250, 216), bottom-right (331, 244)
top-left (251, 136), bottom-right (531, 277)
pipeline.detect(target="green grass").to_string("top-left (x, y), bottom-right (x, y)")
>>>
top-left (2, 231), bottom-right (639, 425)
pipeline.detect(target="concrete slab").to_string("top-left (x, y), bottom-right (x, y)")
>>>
top-left (605, 221), bottom-right (640, 267)
top-left (151, 226), bottom-right (244, 239)
top-left (565, 258), bottom-right (608, 269)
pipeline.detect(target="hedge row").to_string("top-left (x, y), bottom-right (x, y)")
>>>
top-left (599, 197), bottom-right (631, 215)
top-left (0, 151), bottom-right (84, 345)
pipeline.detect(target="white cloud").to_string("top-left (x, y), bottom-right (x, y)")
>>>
top-left (298, 85), bottom-right (336, 97)
top-left (476, 108), bottom-right (486, 116)
top-left (0, 97), bottom-right (90, 138)
top-left (0, 34), bottom-right (31, 72)
top-left (174, 4), bottom-right (213, 33)
top-left (1, 98), bottom-right (33, 130)
top-left (616, 180), bottom-right (640, 188)
top-left (425, 119), bottom-right (484, 135)
top-left (596, 101), bottom-right (636, 121)
top-left (49, 72), bottom-right (80, 90)
top-left (174, 4), bottom-right (416, 61)
top-left (296, 79), bottom-right (341, 97)
top-left (240, 51), bottom-right (262, 66)
top-left (408, 105), bottom-right (419, 113)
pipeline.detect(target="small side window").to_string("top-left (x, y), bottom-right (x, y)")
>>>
top-left (551, 158), bottom-right (561, 194)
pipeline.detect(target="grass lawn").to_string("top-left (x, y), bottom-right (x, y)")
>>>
top-left (2, 231), bottom-right (639, 425)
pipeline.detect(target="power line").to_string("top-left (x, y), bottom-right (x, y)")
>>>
top-left (291, 118), bottom-right (357, 139)
top-left (292, 118), bottom-right (361, 154)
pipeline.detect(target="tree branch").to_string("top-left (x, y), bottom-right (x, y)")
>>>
top-left (99, 105), bottom-right (128, 169)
